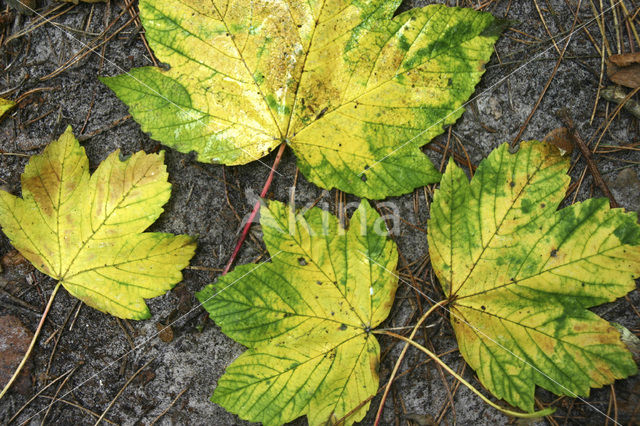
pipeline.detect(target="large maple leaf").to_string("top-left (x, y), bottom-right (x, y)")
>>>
top-left (428, 140), bottom-right (640, 412)
top-left (0, 126), bottom-right (196, 319)
top-left (101, 1), bottom-right (503, 199)
top-left (197, 200), bottom-right (397, 425)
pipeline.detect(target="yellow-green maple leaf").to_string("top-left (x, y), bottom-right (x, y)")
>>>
top-left (428, 140), bottom-right (640, 412)
top-left (197, 200), bottom-right (397, 425)
top-left (101, 1), bottom-right (503, 199)
top-left (0, 126), bottom-right (196, 320)
top-left (0, 98), bottom-right (15, 119)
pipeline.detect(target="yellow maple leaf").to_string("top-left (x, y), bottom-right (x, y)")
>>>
top-left (0, 126), bottom-right (196, 319)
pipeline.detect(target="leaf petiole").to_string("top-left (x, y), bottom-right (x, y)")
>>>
top-left (374, 329), bottom-right (556, 419)
top-left (0, 281), bottom-right (62, 400)
top-left (222, 142), bottom-right (287, 275)
top-left (373, 299), bottom-right (448, 425)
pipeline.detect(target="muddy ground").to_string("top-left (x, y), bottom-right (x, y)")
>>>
top-left (0, 0), bottom-right (639, 424)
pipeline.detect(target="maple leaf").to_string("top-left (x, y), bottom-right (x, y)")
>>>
top-left (101, 1), bottom-right (503, 199)
top-left (0, 98), bottom-right (14, 119)
top-left (197, 200), bottom-right (397, 425)
top-left (427, 140), bottom-right (640, 412)
top-left (0, 126), bottom-right (196, 320)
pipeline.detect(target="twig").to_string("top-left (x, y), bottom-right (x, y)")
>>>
top-left (0, 282), bottom-right (62, 399)
top-left (8, 366), bottom-right (75, 423)
top-left (93, 357), bottom-right (156, 426)
top-left (511, 0), bottom-right (581, 146)
top-left (373, 301), bottom-right (447, 426)
top-left (557, 109), bottom-right (619, 207)
top-left (37, 395), bottom-right (117, 425)
top-left (40, 366), bottom-right (78, 425)
top-left (149, 386), bottom-right (189, 425)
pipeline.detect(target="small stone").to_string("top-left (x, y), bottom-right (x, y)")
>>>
top-left (0, 315), bottom-right (33, 395)
top-left (608, 168), bottom-right (640, 212)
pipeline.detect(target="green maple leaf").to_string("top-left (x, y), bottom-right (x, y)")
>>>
top-left (0, 126), bottom-right (196, 319)
top-left (101, 0), bottom-right (503, 199)
top-left (427, 140), bottom-right (640, 412)
top-left (197, 200), bottom-right (397, 425)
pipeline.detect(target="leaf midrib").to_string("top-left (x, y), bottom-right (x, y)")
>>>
top-left (269, 208), bottom-right (367, 325)
top-left (222, 332), bottom-right (365, 394)
top-left (208, 0), bottom-right (287, 139)
top-left (451, 150), bottom-right (548, 298)
top-left (60, 158), bottom-right (157, 280)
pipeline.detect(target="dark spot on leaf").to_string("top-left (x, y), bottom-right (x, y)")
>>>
top-left (340, 324), bottom-right (347, 330)
top-left (481, 305), bottom-right (486, 310)
top-left (509, 181), bottom-right (515, 188)
top-left (316, 107), bottom-right (328, 120)
top-left (298, 257), bottom-right (307, 266)
top-left (316, 280), bottom-right (322, 285)
top-left (331, 312), bottom-right (335, 316)
top-left (541, 203), bottom-right (546, 208)
top-left (361, 174), bottom-right (367, 182)
top-left (550, 249), bottom-right (558, 257)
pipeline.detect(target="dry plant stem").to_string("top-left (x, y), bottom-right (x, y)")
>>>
top-left (375, 331), bottom-right (556, 419)
top-left (0, 281), bottom-right (62, 400)
top-left (511, 0), bottom-right (580, 147)
top-left (150, 386), bottom-right (189, 425)
top-left (94, 357), bottom-right (156, 426)
top-left (8, 366), bottom-right (75, 423)
top-left (373, 300), bottom-right (448, 426)
top-left (557, 109), bottom-right (619, 207)
top-left (222, 142), bottom-right (287, 275)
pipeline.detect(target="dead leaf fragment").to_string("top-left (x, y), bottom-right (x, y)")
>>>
top-left (609, 52), bottom-right (640, 67)
top-left (1, 250), bottom-right (28, 269)
top-left (608, 65), bottom-right (640, 88)
top-left (542, 127), bottom-right (574, 156)
top-left (608, 53), bottom-right (640, 88)
top-left (156, 323), bottom-right (174, 343)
